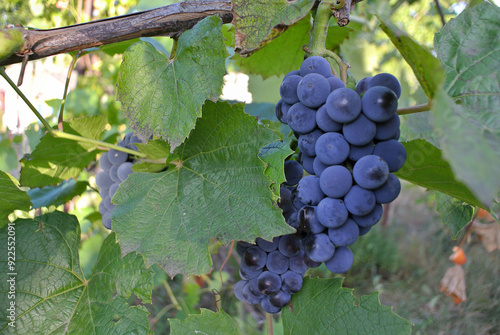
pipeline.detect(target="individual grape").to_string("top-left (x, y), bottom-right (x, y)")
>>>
top-left (236, 241), bottom-right (253, 256)
top-left (266, 250), bottom-right (290, 274)
top-left (278, 187), bottom-right (293, 212)
top-left (289, 251), bottom-right (309, 275)
top-left (375, 114), bottom-right (400, 141)
top-left (234, 280), bottom-right (248, 302)
top-left (281, 270), bottom-right (303, 293)
top-left (303, 254), bottom-right (321, 268)
top-left (109, 183), bottom-right (120, 199)
top-left (324, 246), bottom-right (353, 273)
top-left (243, 246), bottom-right (268, 270)
top-left (243, 283), bottom-right (263, 304)
top-left (284, 69), bottom-right (300, 79)
top-left (303, 233), bottom-right (336, 262)
top-left (297, 73), bottom-right (331, 108)
top-left (315, 132), bottom-right (350, 165)
top-left (358, 225), bottom-right (372, 236)
top-left (299, 56), bottom-right (332, 77)
top-left (275, 99), bottom-right (291, 124)
top-left (373, 173), bottom-right (401, 203)
top-left (285, 210), bottom-right (299, 229)
top-left (392, 129), bottom-right (401, 141)
top-left (313, 157), bottom-right (328, 177)
top-left (278, 234), bottom-right (302, 257)
top-left (280, 75), bottom-right (302, 104)
top-left (325, 88), bottom-right (362, 123)
top-left (367, 73), bottom-right (401, 98)
top-left (344, 185), bottom-right (376, 216)
top-left (108, 148), bottom-right (128, 165)
top-left (298, 206), bottom-right (326, 234)
top-left (297, 175), bottom-right (324, 205)
top-left (361, 86), bottom-right (398, 122)
top-left (248, 277), bottom-right (263, 297)
top-left (342, 114), bottom-right (377, 146)
top-left (355, 76), bottom-right (372, 95)
top-left (256, 237), bottom-right (279, 252)
top-left (287, 102), bottom-right (317, 134)
top-left (100, 195), bottom-right (114, 212)
top-left (348, 142), bottom-right (374, 162)
top-left (299, 153), bottom-right (315, 175)
top-left (298, 129), bottom-right (323, 156)
top-left (291, 191), bottom-right (305, 210)
top-left (328, 218), bottom-right (360, 246)
top-left (352, 155), bottom-right (389, 189)
top-left (109, 164), bottom-right (121, 183)
top-left (284, 160), bottom-right (303, 186)
top-left (102, 211), bottom-right (112, 229)
top-left (261, 296), bottom-right (281, 314)
top-left (257, 271), bottom-right (282, 295)
top-left (352, 203), bottom-right (383, 227)
top-left (240, 262), bottom-right (263, 280)
top-left (96, 170), bottom-right (114, 189)
top-left (316, 197), bottom-right (348, 228)
top-left (98, 152), bottom-right (113, 171)
top-left (269, 290), bottom-right (292, 308)
top-left (117, 162), bottom-right (134, 181)
top-left (373, 140), bottom-right (407, 172)
top-left (316, 105), bottom-right (342, 132)
top-left (319, 165), bottom-right (353, 198)
top-left (327, 76), bottom-right (345, 92)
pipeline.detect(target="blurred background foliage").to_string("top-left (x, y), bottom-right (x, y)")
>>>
top-left (0, 0), bottom-right (498, 334)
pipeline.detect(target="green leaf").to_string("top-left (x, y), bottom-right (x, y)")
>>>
top-left (0, 171), bottom-right (31, 226)
top-left (434, 192), bottom-right (473, 239)
top-left (377, 15), bottom-right (444, 98)
top-left (396, 139), bottom-right (483, 208)
top-left (170, 309), bottom-right (241, 335)
top-left (0, 211), bottom-right (154, 334)
top-left (432, 3), bottom-right (500, 207)
top-left (0, 28), bottom-right (24, 61)
top-left (0, 139), bottom-right (18, 172)
top-left (112, 101), bottom-right (294, 277)
top-left (132, 140), bottom-right (171, 173)
top-left (116, 16), bottom-right (228, 151)
top-left (28, 179), bottom-right (88, 208)
top-left (232, 0), bottom-right (316, 54)
top-left (282, 277), bottom-right (412, 334)
top-left (325, 20), bottom-right (362, 51)
top-left (259, 138), bottom-right (294, 197)
top-left (233, 16), bottom-right (312, 78)
top-left (20, 115), bottom-right (107, 188)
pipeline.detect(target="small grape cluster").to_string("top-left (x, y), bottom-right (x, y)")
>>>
top-left (96, 132), bottom-right (141, 229)
top-left (234, 56), bottom-right (407, 314)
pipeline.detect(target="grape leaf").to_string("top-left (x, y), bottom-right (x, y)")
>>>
top-left (112, 101), bottom-right (294, 277)
top-left (325, 21), bottom-right (361, 51)
top-left (232, 0), bottom-right (315, 55)
top-left (132, 140), bottom-right (171, 173)
top-left (0, 211), bottom-right (154, 334)
top-left (377, 15), bottom-right (444, 99)
top-left (116, 15), bottom-right (228, 151)
top-left (169, 309), bottom-right (241, 335)
top-left (282, 277), bottom-right (412, 334)
top-left (259, 138), bottom-right (294, 197)
top-left (396, 139), bottom-right (483, 208)
top-left (432, 3), bottom-right (500, 207)
top-left (20, 115), bottom-right (107, 188)
top-left (28, 179), bottom-right (88, 209)
top-left (0, 171), bottom-right (31, 227)
top-left (233, 16), bottom-right (311, 78)
top-left (434, 192), bottom-right (473, 239)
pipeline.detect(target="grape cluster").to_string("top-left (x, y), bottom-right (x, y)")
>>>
top-left (96, 132), bottom-right (141, 229)
top-left (234, 56), bottom-right (406, 314)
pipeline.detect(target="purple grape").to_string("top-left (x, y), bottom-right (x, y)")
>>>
top-left (243, 246), bottom-right (268, 270)
top-left (315, 132), bottom-right (350, 165)
top-left (287, 102), bottom-right (317, 134)
top-left (373, 140), bottom-right (407, 172)
top-left (375, 114), bottom-right (400, 141)
top-left (261, 296), bottom-right (281, 313)
top-left (297, 175), bottom-right (324, 206)
top-left (266, 250), bottom-right (290, 274)
top-left (98, 152), bottom-right (112, 171)
top-left (325, 88), bottom-right (362, 123)
top-left (281, 270), bottom-right (303, 293)
top-left (298, 129), bottom-right (323, 156)
top-left (367, 73), bottom-right (401, 98)
top-left (300, 56), bottom-right (332, 77)
top-left (352, 155), bottom-right (389, 189)
top-left (316, 197), bottom-right (348, 228)
top-left (289, 251), bottom-right (309, 275)
top-left (297, 73), bottom-right (330, 108)
top-left (327, 76), bottom-right (346, 92)
top-left (269, 290), bottom-right (292, 308)
top-left (352, 203), bottom-right (383, 227)
top-left (356, 76), bottom-right (372, 95)
top-left (108, 148), bottom-right (128, 165)
top-left (313, 157), bottom-right (328, 177)
top-left (319, 165), bottom-right (353, 198)
top-left (342, 114), bottom-right (377, 146)
top-left (362, 86), bottom-right (398, 122)
top-left (324, 246), bottom-right (353, 273)
top-left (373, 173), bottom-right (401, 203)
top-left (284, 160), bottom-right (303, 186)
top-left (316, 105), bottom-right (342, 132)
top-left (256, 237), bottom-right (279, 252)
top-left (328, 218), bottom-right (360, 246)
top-left (298, 206), bottom-right (326, 234)
top-left (344, 185), bottom-right (376, 216)
top-left (278, 234), bottom-right (302, 257)
top-left (257, 271), bottom-right (282, 295)
top-left (280, 75), bottom-right (302, 104)
top-left (117, 162), bottom-right (134, 181)
top-left (348, 142), bottom-right (374, 162)
top-left (303, 233), bottom-right (336, 262)
top-left (299, 153), bottom-right (315, 175)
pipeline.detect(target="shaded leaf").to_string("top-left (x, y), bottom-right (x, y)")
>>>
top-left (28, 179), bottom-right (88, 208)
top-left (434, 192), bottom-right (473, 239)
top-left (282, 277), bottom-right (412, 334)
top-left (259, 138), bottom-right (294, 197)
top-left (0, 211), bottom-right (154, 334)
top-left (232, 0), bottom-right (315, 55)
top-left (170, 309), bottom-right (241, 335)
top-left (0, 171), bottom-right (31, 226)
top-left (116, 16), bottom-right (228, 151)
top-left (112, 101), bottom-right (294, 277)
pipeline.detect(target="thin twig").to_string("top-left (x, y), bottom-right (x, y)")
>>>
top-left (163, 280), bottom-right (182, 311)
top-left (219, 240), bottom-right (234, 286)
top-left (59, 51), bottom-right (82, 131)
top-left (434, 0), bottom-right (446, 27)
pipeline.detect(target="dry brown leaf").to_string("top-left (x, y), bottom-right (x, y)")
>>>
top-left (439, 264), bottom-right (466, 304)
top-left (471, 221), bottom-right (500, 252)
top-left (449, 246), bottom-right (467, 265)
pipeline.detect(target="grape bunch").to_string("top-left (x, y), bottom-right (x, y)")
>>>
top-left (96, 132), bottom-right (141, 229)
top-left (234, 56), bottom-right (406, 313)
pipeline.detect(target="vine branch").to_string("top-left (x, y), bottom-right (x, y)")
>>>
top-left (397, 102), bottom-right (430, 115)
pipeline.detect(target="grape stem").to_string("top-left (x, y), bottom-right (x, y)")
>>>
top-left (266, 313), bottom-right (274, 335)
top-left (397, 102), bottom-right (430, 115)
top-left (307, 0), bottom-right (349, 84)
top-left (58, 51), bottom-right (83, 131)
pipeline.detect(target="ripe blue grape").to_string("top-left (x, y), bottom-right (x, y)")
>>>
top-left (342, 114), bottom-right (377, 146)
top-left (358, 225), bottom-right (372, 236)
top-left (117, 162), bottom-right (134, 181)
top-left (234, 280), bottom-right (247, 302)
top-left (98, 152), bottom-right (112, 171)
top-left (344, 185), bottom-right (376, 216)
top-left (96, 170), bottom-right (114, 189)
top-left (373, 173), bottom-right (401, 203)
top-left (351, 203), bottom-right (383, 227)
top-left (328, 218), bottom-right (360, 246)
top-left (362, 86), bottom-right (398, 122)
top-left (300, 56), bottom-right (332, 77)
top-left (109, 183), bottom-right (120, 199)
top-left (269, 290), bottom-right (291, 308)
top-left (315, 132), bottom-right (350, 165)
top-left (299, 153), bottom-right (315, 175)
top-left (261, 296), bottom-right (281, 313)
top-left (297, 175), bottom-right (324, 205)
top-left (367, 73), bottom-right (401, 98)
top-left (243, 246), bottom-right (268, 270)
top-left (373, 140), bottom-right (407, 172)
top-left (316, 105), bottom-right (342, 132)
top-left (109, 164), bottom-right (120, 183)
top-left (348, 142), bottom-right (374, 162)
top-left (327, 76), bottom-right (345, 92)
top-left (313, 157), bottom-right (328, 177)
top-left (297, 73), bottom-right (330, 108)
top-left (240, 262), bottom-right (263, 280)
top-left (257, 271), bottom-right (282, 295)
top-left (281, 270), bottom-right (303, 293)
top-left (243, 282), bottom-right (263, 304)
top-left (284, 160), bottom-right (303, 186)
top-left (352, 155), bottom-right (389, 189)
top-left (319, 165), bottom-right (353, 198)
top-left (324, 246), bottom-right (353, 273)
top-left (287, 102), bottom-right (317, 134)
top-left (289, 251), bottom-right (309, 275)
top-left (108, 148), bottom-right (128, 165)
top-left (298, 206), bottom-right (326, 234)
top-left (298, 129), bottom-right (323, 156)
top-left (102, 211), bottom-right (112, 229)
top-left (375, 113), bottom-right (400, 141)
top-left (236, 241), bottom-right (253, 256)
top-left (355, 76), bottom-right (372, 95)
top-left (266, 250), bottom-right (290, 274)
top-left (280, 75), bottom-right (302, 104)
top-left (303, 233), bottom-right (336, 262)
top-left (316, 197), bottom-right (348, 228)
top-left (278, 187), bottom-right (293, 212)
top-left (325, 88), bottom-right (362, 123)
top-left (256, 237), bottom-right (279, 252)
top-left (278, 234), bottom-right (302, 257)
top-left (275, 99), bottom-right (291, 124)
